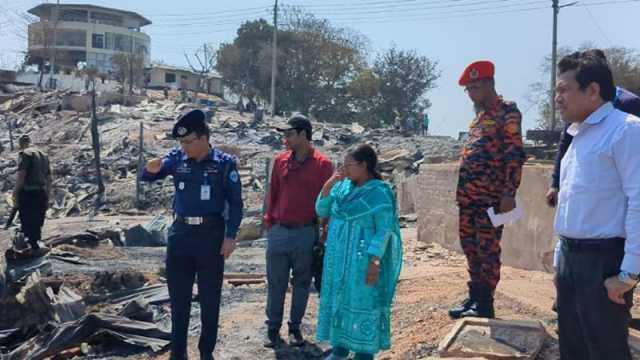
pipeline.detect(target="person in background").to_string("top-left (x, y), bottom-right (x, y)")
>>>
top-left (422, 112), bottom-right (430, 136)
top-left (12, 134), bottom-right (52, 254)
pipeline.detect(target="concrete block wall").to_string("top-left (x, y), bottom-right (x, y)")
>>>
top-left (411, 163), bottom-right (557, 272)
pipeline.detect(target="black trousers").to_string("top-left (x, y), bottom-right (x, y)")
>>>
top-left (166, 217), bottom-right (225, 359)
top-left (18, 189), bottom-right (48, 249)
top-left (556, 238), bottom-right (633, 360)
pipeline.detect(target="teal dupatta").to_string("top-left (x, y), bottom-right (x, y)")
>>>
top-left (315, 179), bottom-right (403, 354)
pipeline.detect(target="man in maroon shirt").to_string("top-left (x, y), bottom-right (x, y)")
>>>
top-left (263, 115), bottom-right (334, 348)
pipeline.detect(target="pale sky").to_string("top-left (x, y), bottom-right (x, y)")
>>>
top-left (1, 0), bottom-right (639, 137)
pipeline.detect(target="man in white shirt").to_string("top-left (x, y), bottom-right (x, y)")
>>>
top-left (554, 50), bottom-right (640, 360)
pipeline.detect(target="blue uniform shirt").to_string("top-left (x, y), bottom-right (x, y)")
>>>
top-left (141, 147), bottom-right (244, 239)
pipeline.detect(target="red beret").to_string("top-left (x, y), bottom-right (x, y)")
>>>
top-left (458, 60), bottom-right (495, 86)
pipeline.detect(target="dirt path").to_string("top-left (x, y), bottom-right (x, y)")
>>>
top-left (142, 227), bottom-right (568, 360)
top-left (38, 225), bottom-right (640, 360)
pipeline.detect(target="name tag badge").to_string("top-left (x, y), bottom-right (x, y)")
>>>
top-left (178, 182), bottom-right (185, 190)
top-left (201, 185), bottom-right (211, 200)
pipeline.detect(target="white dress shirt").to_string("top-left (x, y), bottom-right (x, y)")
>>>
top-left (554, 102), bottom-right (640, 273)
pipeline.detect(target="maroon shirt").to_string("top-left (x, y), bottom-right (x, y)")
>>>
top-left (264, 148), bottom-right (333, 227)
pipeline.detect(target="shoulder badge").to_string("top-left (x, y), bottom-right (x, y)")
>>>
top-left (229, 170), bottom-right (239, 183)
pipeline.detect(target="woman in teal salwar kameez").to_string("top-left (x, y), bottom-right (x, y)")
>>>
top-left (315, 144), bottom-right (403, 360)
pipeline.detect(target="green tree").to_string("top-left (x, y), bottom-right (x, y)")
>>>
top-left (216, 12), bottom-right (367, 119)
top-left (372, 46), bottom-right (440, 126)
top-left (215, 11), bottom-right (439, 126)
top-left (216, 19), bottom-right (274, 98)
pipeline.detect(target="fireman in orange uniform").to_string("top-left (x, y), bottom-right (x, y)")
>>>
top-left (449, 61), bottom-right (526, 319)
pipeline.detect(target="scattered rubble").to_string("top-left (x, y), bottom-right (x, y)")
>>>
top-left (0, 88), bottom-right (462, 232)
top-left (0, 87), bottom-right (466, 359)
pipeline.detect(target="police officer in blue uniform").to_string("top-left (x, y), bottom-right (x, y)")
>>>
top-left (141, 109), bottom-right (243, 360)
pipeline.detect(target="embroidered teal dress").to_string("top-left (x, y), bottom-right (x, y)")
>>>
top-left (315, 179), bottom-right (403, 354)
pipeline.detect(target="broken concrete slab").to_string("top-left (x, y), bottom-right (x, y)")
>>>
top-left (415, 164), bottom-right (557, 272)
top-left (438, 318), bottom-right (547, 359)
top-left (124, 215), bottom-right (169, 247)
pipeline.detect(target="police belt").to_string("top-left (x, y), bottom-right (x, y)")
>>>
top-left (273, 220), bottom-right (317, 230)
top-left (176, 214), bottom-right (223, 226)
top-left (560, 236), bottom-right (625, 252)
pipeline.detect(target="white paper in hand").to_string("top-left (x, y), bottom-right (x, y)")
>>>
top-left (487, 199), bottom-right (524, 227)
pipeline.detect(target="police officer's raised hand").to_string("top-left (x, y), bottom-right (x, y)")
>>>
top-left (146, 158), bottom-right (163, 174)
top-left (221, 237), bottom-right (237, 260)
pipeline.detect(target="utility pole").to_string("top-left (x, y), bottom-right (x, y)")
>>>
top-left (49, 0), bottom-right (60, 89)
top-left (129, 36), bottom-right (135, 95)
top-left (549, 0), bottom-right (579, 131)
top-left (270, 0), bottom-right (278, 116)
top-left (550, 0), bottom-right (559, 131)
top-left (136, 122), bottom-right (144, 208)
top-left (7, 115), bottom-right (14, 151)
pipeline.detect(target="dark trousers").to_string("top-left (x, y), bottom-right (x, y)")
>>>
top-left (556, 238), bottom-right (632, 360)
top-left (18, 189), bottom-right (48, 249)
top-left (265, 224), bottom-right (317, 331)
top-left (167, 218), bottom-right (225, 359)
top-left (459, 207), bottom-right (504, 289)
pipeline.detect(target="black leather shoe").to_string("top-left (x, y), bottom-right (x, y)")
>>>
top-left (460, 300), bottom-right (495, 318)
top-left (264, 328), bottom-right (283, 348)
top-left (200, 354), bottom-right (214, 360)
top-left (288, 328), bottom-right (305, 346)
top-left (449, 297), bottom-right (474, 319)
top-left (460, 284), bottom-right (495, 319)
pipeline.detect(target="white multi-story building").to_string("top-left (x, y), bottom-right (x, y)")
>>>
top-left (27, 3), bottom-right (151, 75)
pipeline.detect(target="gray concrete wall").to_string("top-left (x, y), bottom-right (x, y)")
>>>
top-left (410, 163), bottom-right (556, 272)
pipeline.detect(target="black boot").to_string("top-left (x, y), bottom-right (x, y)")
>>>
top-left (288, 328), bottom-right (305, 347)
top-left (263, 328), bottom-right (284, 348)
top-left (460, 284), bottom-right (495, 318)
top-left (449, 284), bottom-right (477, 319)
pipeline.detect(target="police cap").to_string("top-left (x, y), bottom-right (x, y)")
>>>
top-left (172, 109), bottom-right (208, 139)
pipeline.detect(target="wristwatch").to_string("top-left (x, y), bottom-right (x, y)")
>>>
top-left (618, 271), bottom-right (640, 286)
